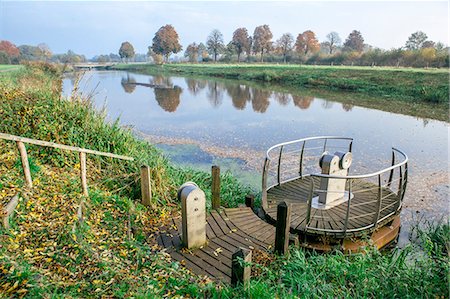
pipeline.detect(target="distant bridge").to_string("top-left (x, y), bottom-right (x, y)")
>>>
top-left (72, 62), bottom-right (117, 70)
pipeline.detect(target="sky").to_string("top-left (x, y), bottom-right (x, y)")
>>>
top-left (0, 1), bottom-right (448, 58)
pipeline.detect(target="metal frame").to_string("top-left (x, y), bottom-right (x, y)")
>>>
top-left (262, 136), bottom-right (408, 236)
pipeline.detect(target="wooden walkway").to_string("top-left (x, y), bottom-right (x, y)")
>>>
top-left (265, 177), bottom-right (400, 237)
top-left (155, 208), bottom-right (275, 283)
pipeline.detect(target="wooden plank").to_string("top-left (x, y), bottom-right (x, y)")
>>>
top-left (1, 132), bottom-right (133, 161)
top-left (207, 239), bottom-right (234, 258)
top-left (16, 141), bottom-right (32, 188)
top-left (79, 152), bottom-right (88, 197)
top-left (170, 251), bottom-right (209, 277)
top-left (178, 251), bottom-right (229, 281)
top-left (206, 222), bottom-right (216, 239)
top-left (195, 249), bottom-right (231, 275)
top-left (140, 165), bottom-right (152, 206)
top-left (2, 193), bottom-right (20, 229)
top-left (210, 210), bottom-right (232, 235)
top-left (206, 214), bottom-right (224, 238)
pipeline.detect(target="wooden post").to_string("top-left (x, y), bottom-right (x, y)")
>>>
top-left (179, 183), bottom-right (206, 249)
top-left (231, 247), bottom-right (252, 287)
top-left (79, 152), bottom-right (88, 197)
top-left (275, 201), bottom-right (291, 255)
top-left (16, 141), bottom-right (32, 188)
top-left (1, 193), bottom-right (20, 229)
top-left (245, 194), bottom-right (255, 210)
top-left (140, 165), bottom-right (152, 206)
top-left (211, 165), bottom-right (220, 210)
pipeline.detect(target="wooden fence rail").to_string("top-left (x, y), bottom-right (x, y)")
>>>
top-left (0, 132), bottom-right (134, 196)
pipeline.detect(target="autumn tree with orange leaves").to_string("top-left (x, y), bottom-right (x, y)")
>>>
top-left (295, 30), bottom-right (320, 56)
top-left (252, 25), bottom-right (273, 62)
top-left (0, 40), bottom-right (20, 61)
top-left (152, 25), bottom-right (182, 62)
top-left (232, 28), bottom-right (250, 63)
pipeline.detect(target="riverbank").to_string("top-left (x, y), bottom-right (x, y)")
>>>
top-left (0, 63), bottom-right (448, 298)
top-left (114, 63), bottom-right (449, 106)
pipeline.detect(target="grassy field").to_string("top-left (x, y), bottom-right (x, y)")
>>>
top-left (0, 63), bottom-right (448, 298)
top-left (115, 63), bottom-right (449, 106)
top-left (0, 65), bottom-right (23, 72)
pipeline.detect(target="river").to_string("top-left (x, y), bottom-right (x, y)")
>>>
top-left (63, 70), bottom-right (449, 233)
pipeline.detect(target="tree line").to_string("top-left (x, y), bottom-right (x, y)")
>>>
top-left (119, 25), bottom-right (448, 68)
top-left (0, 25), bottom-right (447, 68)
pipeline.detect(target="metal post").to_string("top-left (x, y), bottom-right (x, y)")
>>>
top-left (373, 174), bottom-right (383, 227)
top-left (305, 178), bottom-right (314, 230)
top-left (261, 158), bottom-right (270, 210)
top-left (343, 179), bottom-right (352, 234)
top-left (387, 150), bottom-right (395, 187)
top-left (277, 146), bottom-right (283, 186)
top-left (299, 141), bottom-right (306, 177)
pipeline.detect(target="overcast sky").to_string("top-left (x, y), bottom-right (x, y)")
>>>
top-left (0, 1), bottom-right (448, 58)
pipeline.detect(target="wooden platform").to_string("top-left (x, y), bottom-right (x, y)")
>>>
top-left (156, 208), bottom-right (275, 283)
top-left (265, 177), bottom-right (400, 237)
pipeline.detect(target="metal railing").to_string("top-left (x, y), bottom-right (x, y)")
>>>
top-left (262, 136), bottom-right (408, 236)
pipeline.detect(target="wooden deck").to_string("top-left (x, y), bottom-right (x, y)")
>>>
top-left (155, 208), bottom-right (275, 283)
top-left (265, 177), bottom-right (400, 237)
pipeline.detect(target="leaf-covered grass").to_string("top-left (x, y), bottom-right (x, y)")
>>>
top-left (115, 63), bottom-right (450, 105)
top-left (0, 63), bottom-right (447, 298)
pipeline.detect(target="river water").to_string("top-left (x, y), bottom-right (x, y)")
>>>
top-left (63, 70), bottom-right (449, 229)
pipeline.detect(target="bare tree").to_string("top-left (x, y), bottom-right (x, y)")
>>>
top-left (276, 33), bottom-right (294, 63)
top-left (325, 32), bottom-right (341, 54)
top-left (206, 29), bottom-right (225, 62)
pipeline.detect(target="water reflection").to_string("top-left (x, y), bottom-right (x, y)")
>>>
top-left (292, 95), bottom-right (314, 109)
top-left (207, 81), bottom-right (223, 108)
top-left (121, 74), bottom-right (137, 93)
top-left (342, 103), bottom-right (354, 112)
top-left (252, 89), bottom-right (271, 113)
top-left (225, 84), bottom-right (251, 110)
top-left (274, 92), bottom-right (292, 106)
top-left (154, 86), bottom-right (182, 112)
top-left (186, 78), bottom-right (207, 95)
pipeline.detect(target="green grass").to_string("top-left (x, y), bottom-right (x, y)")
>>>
top-left (0, 63), bottom-right (448, 298)
top-left (115, 63), bottom-right (450, 105)
top-left (0, 64), bottom-right (23, 72)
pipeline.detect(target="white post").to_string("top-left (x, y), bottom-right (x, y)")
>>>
top-left (178, 182), bottom-right (206, 249)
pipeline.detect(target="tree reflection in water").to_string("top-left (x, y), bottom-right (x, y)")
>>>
top-left (185, 78), bottom-right (207, 96)
top-left (225, 84), bottom-right (251, 110)
top-left (120, 74), bottom-right (137, 93)
top-left (342, 103), bottom-right (353, 112)
top-left (251, 89), bottom-right (271, 113)
top-left (207, 81), bottom-right (223, 108)
top-left (274, 92), bottom-right (292, 106)
top-left (292, 95), bottom-right (314, 109)
top-left (150, 75), bottom-right (173, 88)
top-left (154, 86), bottom-right (182, 112)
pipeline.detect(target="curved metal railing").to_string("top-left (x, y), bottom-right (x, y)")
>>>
top-left (262, 136), bottom-right (408, 235)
